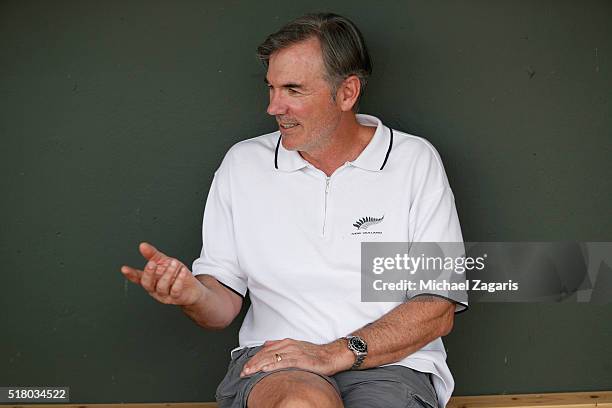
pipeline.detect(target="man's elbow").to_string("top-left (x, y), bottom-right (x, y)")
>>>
top-left (203, 320), bottom-right (233, 331)
top-left (197, 313), bottom-right (236, 330)
top-left (438, 305), bottom-right (455, 337)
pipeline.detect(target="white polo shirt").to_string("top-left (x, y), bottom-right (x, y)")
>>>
top-left (193, 114), bottom-right (467, 408)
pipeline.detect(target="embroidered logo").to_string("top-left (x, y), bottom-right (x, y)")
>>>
top-left (353, 215), bottom-right (385, 230)
top-left (351, 215), bottom-right (385, 236)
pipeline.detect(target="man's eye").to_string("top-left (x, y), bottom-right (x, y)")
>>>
top-left (288, 88), bottom-right (300, 95)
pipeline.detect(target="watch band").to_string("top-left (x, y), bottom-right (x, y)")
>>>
top-left (351, 353), bottom-right (366, 370)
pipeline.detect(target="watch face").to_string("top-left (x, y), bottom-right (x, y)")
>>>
top-left (349, 336), bottom-right (368, 353)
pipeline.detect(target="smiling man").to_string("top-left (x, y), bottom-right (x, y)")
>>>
top-left (121, 12), bottom-right (466, 408)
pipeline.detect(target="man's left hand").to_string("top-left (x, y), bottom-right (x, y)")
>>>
top-left (240, 338), bottom-right (353, 377)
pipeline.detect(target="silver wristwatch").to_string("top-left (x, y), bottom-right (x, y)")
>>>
top-left (345, 335), bottom-right (368, 370)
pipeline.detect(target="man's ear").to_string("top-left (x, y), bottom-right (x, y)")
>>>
top-left (337, 75), bottom-right (361, 112)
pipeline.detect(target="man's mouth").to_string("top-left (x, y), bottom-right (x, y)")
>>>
top-left (280, 123), bottom-right (299, 129)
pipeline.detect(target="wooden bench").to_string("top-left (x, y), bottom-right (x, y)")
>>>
top-left (6, 391), bottom-right (612, 408)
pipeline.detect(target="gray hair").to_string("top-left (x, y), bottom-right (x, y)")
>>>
top-left (256, 13), bottom-right (372, 109)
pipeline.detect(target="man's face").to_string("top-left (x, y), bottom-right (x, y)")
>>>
top-left (266, 37), bottom-right (343, 152)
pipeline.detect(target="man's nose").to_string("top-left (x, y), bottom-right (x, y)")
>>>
top-left (267, 91), bottom-right (287, 116)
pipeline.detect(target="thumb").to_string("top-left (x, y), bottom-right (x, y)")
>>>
top-left (139, 242), bottom-right (166, 262)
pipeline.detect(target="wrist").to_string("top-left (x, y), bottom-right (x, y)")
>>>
top-left (324, 338), bottom-right (356, 374)
top-left (182, 281), bottom-right (207, 309)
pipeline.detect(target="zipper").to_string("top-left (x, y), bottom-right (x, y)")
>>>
top-left (322, 177), bottom-right (330, 235)
top-left (320, 162), bottom-right (350, 236)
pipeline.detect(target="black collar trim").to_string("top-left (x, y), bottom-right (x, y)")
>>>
top-left (274, 134), bottom-right (281, 170)
top-left (380, 128), bottom-right (394, 170)
top-left (274, 127), bottom-right (394, 171)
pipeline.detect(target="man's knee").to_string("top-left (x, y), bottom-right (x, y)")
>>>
top-left (247, 370), bottom-right (343, 408)
top-left (272, 393), bottom-right (340, 408)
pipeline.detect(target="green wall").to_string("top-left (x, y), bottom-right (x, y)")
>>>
top-left (1, 0), bottom-right (610, 402)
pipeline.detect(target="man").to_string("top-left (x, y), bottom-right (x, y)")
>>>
top-left (121, 13), bottom-right (467, 408)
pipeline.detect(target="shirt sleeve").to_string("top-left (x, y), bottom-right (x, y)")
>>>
top-left (191, 152), bottom-right (248, 297)
top-left (406, 142), bottom-right (468, 312)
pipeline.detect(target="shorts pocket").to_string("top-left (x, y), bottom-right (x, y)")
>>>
top-left (215, 348), bottom-right (250, 401)
top-left (215, 368), bottom-right (237, 401)
top-left (409, 391), bottom-right (438, 408)
top-left (374, 366), bottom-right (438, 408)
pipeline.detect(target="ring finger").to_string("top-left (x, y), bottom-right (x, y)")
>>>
top-left (260, 351), bottom-right (298, 372)
top-left (243, 350), bottom-right (290, 376)
top-left (156, 260), bottom-right (180, 296)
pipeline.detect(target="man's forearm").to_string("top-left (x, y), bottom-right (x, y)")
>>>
top-left (329, 297), bottom-right (455, 371)
top-left (180, 276), bottom-right (241, 330)
top-left (240, 297), bottom-right (455, 377)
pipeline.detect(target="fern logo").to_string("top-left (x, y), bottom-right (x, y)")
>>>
top-left (353, 215), bottom-right (385, 230)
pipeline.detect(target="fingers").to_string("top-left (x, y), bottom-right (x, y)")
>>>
top-left (138, 242), bottom-right (167, 263)
top-left (155, 259), bottom-right (182, 296)
top-left (126, 244), bottom-right (193, 304)
top-left (242, 352), bottom-right (278, 377)
top-left (140, 260), bottom-right (158, 293)
top-left (120, 265), bottom-right (143, 284)
top-left (241, 350), bottom-right (297, 377)
top-left (170, 268), bottom-right (188, 298)
top-left (241, 341), bottom-right (296, 377)
top-left (258, 353), bottom-right (298, 374)
top-left (260, 355), bottom-right (299, 373)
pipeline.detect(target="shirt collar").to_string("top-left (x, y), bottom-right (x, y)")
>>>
top-left (349, 114), bottom-right (394, 171)
top-left (274, 133), bottom-right (309, 172)
top-left (274, 114), bottom-right (393, 172)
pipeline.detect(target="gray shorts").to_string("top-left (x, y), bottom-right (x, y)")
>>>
top-left (215, 345), bottom-right (438, 408)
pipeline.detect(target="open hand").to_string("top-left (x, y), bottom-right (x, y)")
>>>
top-left (241, 338), bottom-right (351, 377)
top-left (120, 242), bottom-right (203, 306)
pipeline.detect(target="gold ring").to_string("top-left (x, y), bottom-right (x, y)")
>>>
top-left (275, 353), bottom-right (282, 362)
